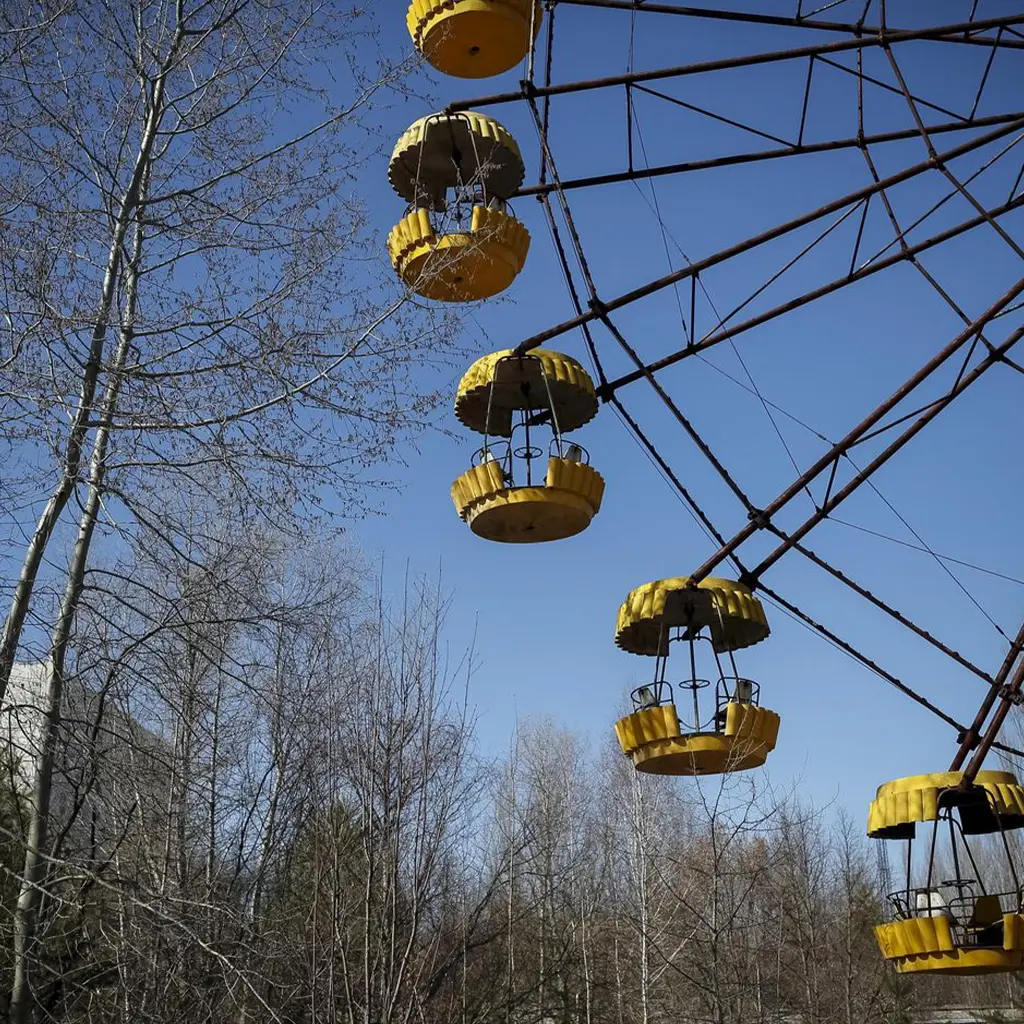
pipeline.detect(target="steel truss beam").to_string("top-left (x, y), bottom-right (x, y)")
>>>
top-left (599, 192), bottom-right (1024, 395)
top-left (514, 111), bottom-right (1024, 198)
top-left (511, 116), bottom-right (1024, 354)
top-left (554, 0), bottom-right (884, 34)
top-left (688, 302), bottom-right (1024, 585)
top-left (449, 13), bottom-right (1024, 113)
top-left (552, 0), bottom-right (1023, 49)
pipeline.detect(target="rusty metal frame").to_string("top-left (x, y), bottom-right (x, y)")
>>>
top-left (509, 115), bottom-right (1024, 354)
top-left (514, 111), bottom-right (1024, 199)
top-left (476, 1), bottom-right (1024, 758)
top-left (448, 13), bottom-right (1024, 114)
top-left (550, 0), bottom-right (1023, 50)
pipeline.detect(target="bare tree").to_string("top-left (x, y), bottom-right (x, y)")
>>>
top-left (4, 570), bottom-right (1017, 1024)
top-left (0, 5), bottom-right (460, 1016)
top-left (268, 573), bottom-right (506, 1024)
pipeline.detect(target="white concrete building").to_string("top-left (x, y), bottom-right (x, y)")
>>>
top-left (1, 661), bottom-right (50, 794)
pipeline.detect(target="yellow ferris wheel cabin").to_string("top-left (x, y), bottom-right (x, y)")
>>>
top-left (408, 0), bottom-right (542, 79)
top-left (387, 112), bottom-right (529, 302)
top-left (451, 349), bottom-right (604, 543)
top-left (613, 577), bottom-right (779, 777)
top-left (869, 770), bottom-right (1024, 975)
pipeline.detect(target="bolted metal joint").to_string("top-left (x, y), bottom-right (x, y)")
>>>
top-left (737, 571), bottom-right (760, 592)
top-left (998, 685), bottom-right (1024, 707)
top-left (748, 508), bottom-right (771, 529)
top-left (956, 728), bottom-right (980, 749)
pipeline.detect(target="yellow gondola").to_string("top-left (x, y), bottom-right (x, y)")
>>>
top-left (450, 349), bottom-right (604, 543)
top-left (386, 111), bottom-right (530, 302)
top-left (869, 770), bottom-right (1024, 975)
top-left (407, 0), bottom-right (542, 79)
top-left (613, 578), bottom-right (779, 776)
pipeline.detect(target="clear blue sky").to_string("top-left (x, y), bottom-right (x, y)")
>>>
top-left (355, 0), bottom-right (1024, 819)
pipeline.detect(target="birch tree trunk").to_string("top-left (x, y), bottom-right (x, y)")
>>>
top-left (9, 162), bottom-right (154, 1021)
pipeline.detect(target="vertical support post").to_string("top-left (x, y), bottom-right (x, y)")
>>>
top-left (950, 618), bottom-right (1024, 775)
top-left (961, 651), bottom-right (1024, 785)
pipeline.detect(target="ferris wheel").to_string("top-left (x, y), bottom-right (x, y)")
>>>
top-left (393, 0), bottom-right (1024, 978)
